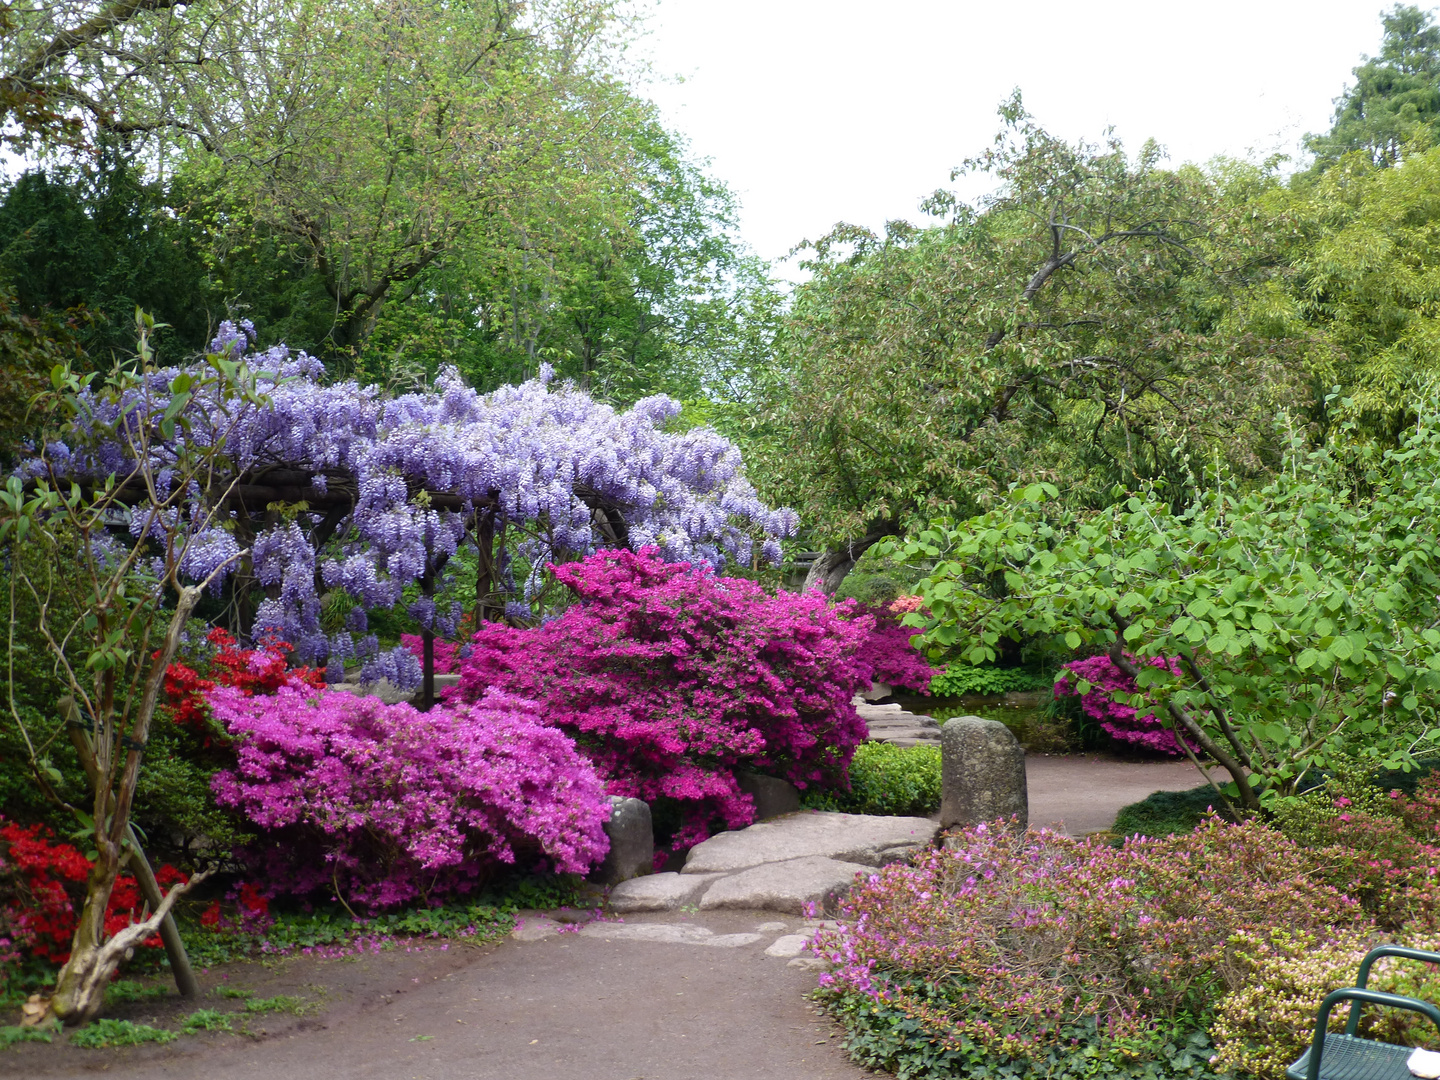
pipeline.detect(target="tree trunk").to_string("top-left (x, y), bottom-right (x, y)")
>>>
top-left (802, 520), bottom-right (900, 595)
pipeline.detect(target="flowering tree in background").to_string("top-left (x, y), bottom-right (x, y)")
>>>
top-left (35, 320), bottom-right (797, 704)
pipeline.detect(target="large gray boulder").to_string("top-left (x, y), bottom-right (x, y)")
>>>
top-left (736, 772), bottom-right (801, 821)
top-left (590, 796), bottom-right (654, 886)
top-left (697, 855), bottom-right (872, 915)
top-left (682, 811), bottom-right (937, 875)
top-left (940, 716), bottom-right (1028, 830)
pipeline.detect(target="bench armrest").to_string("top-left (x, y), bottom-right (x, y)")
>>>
top-left (1302, 988), bottom-right (1440, 1080)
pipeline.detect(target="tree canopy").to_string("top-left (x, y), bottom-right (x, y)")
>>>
top-left (1307, 4), bottom-right (1440, 169)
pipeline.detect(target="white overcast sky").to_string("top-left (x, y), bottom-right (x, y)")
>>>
top-left (637, 0), bottom-right (1393, 273)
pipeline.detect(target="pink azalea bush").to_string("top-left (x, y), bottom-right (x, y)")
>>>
top-left (450, 547), bottom-right (872, 851)
top-left (812, 817), bottom-right (1368, 1071)
top-left (399, 634), bottom-right (465, 675)
top-left (1054, 653), bottom-right (1189, 755)
top-left (855, 603), bottom-right (939, 693)
top-left (210, 686), bottom-right (610, 909)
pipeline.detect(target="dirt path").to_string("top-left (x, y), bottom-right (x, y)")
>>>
top-left (4, 754), bottom-right (1208, 1080)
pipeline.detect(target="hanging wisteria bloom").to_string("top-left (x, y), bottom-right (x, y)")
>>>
top-left (26, 322), bottom-right (796, 686)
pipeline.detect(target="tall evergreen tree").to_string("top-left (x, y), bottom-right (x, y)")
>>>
top-left (1307, 5), bottom-right (1440, 168)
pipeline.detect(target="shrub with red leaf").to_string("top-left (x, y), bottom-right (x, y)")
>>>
top-left (165, 627), bottom-right (325, 731)
top-left (451, 547), bottom-right (872, 851)
top-left (0, 817), bottom-right (184, 974)
top-left (812, 817), bottom-right (1367, 1069)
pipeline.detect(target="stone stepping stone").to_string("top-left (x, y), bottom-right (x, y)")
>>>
top-left (577, 922), bottom-right (762, 948)
top-left (682, 811), bottom-right (938, 874)
top-left (698, 855), bottom-right (873, 916)
top-left (608, 872), bottom-right (722, 913)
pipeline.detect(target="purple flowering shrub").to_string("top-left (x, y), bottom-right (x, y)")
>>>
top-left (1054, 653), bottom-right (1190, 755)
top-left (812, 817), bottom-right (1367, 1068)
top-left (210, 686), bottom-right (610, 909)
top-left (854, 604), bottom-right (938, 692)
top-left (451, 548), bottom-right (871, 851)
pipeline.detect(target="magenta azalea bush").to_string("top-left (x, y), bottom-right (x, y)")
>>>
top-left (812, 817), bottom-right (1368, 1069)
top-left (1054, 653), bottom-right (1190, 755)
top-left (399, 634), bottom-right (465, 675)
top-left (451, 548), bottom-right (871, 850)
top-left (856, 604), bottom-right (939, 693)
top-left (210, 686), bottom-right (610, 909)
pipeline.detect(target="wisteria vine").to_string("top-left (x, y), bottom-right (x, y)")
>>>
top-left (25, 321), bottom-right (796, 684)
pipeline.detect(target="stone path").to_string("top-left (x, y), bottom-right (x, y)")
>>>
top-left (853, 700), bottom-right (941, 746)
top-left (609, 811), bottom-right (939, 915)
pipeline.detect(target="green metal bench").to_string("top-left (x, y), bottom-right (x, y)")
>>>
top-left (1287, 945), bottom-right (1440, 1080)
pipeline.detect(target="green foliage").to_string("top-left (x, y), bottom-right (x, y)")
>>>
top-left (1307, 6), bottom-right (1440, 169)
top-left (803, 743), bottom-right (941, 816)
top-left (884, 407), bottom-right (1440, 811)
top-left (0, 1024), bottom-right (52, 1049)
top-left (178, 879), bottom-right (551, 968)
top-left (817, 973), bottom-right (1227, 1080)
top-left (1112, 786), bottom-right (1232, 839)
top-left (928, 664), bottom-right (1048, 698)
top-left (68, 1018), bottom-right (177, 1048)
top-left (242, 995), bottom-right (310, 1016)
top-left (0, 162), bottom-right (217, 365)
top-left (105, 980), bottom-right (170, 1007)
top-left (179, 1009), bottom-right (233, 1034)
top-left (754, 95), bottom-right (1301, 585)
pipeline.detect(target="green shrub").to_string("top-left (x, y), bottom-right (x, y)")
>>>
top-left (1112, 785), bottom-right (1232, 838)
top-left (803, 743), bottom-right (940, 816)
top-left (822, 973), bottom-right (1227, 1080)
top-left (68, 1019), bottom-right (177, 1048)
top-left (928, 664), bottom-right (1049, 698)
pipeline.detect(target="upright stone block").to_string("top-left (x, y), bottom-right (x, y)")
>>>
top-left (591, 796), bottom-right (654, 885)
top-left (737, 771), bottom-right (801, 821)
top-left (940, 716), bottom-right (1027, 830)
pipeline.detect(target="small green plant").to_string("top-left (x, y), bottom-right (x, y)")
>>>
top-left (68, 1018), bottom-right (178, 1048)
top-left (928, 664), bottom-right (1049, 698)
top-left (180, 1009), bottom-right (234, 1034)
top-left (804, 743), bottom-right (941, 816)
top-left (0, 1024), bottom-right (53, 1049)
top-left (106, 980), bottom-right (170, 1006)
top-left (243, 994), bottom-right (310, 1015)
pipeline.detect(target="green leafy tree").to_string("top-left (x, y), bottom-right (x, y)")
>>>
top-left (0, 159), bottom-right (218, 363)
top-left (757, 97), bottom-right (1303, 594)
top-left (1307, 5), bottom-right (1440, 169)
top-left (884, 407), bottom-right (1440, 813)
top-left (0, 315), bottom-right (280, 1024)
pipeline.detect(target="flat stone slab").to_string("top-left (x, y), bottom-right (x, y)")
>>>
top-left (607, 872), bottom-right (723, 913)
top-left (698, 856), bottom-right (873, 915)
top-left (683, 811), bottom-right (938, 874)
top-left (763, 934), bottom-right (812, 958)
top-left (578, 922), bottom-right (761, 947)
